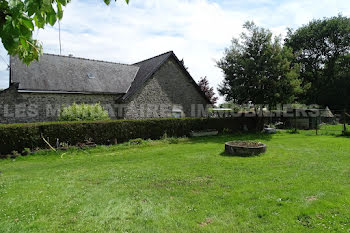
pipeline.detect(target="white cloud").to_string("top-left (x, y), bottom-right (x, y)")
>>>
top-left (1, 0), bottom-right (350, 103)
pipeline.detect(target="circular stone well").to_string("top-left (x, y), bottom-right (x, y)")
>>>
top-left (225, 141), bottom-right (266, 157)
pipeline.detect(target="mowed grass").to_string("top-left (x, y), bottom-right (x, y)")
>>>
top-left (318, 124), bottom-right (345, 135)
top-left (1, 132), bottom-right (350, 232)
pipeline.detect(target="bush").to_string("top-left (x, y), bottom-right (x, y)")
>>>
top-left (0, 117), bottom-right (262, 156)
top-left (165, 137), bottom-right (180, 144)
top-left (129, 138), bottom-right (144, 145)
top-left (58, 103), bottom-right (110, 121)
top-left (161, 132), bottom-right (180, 144)
top-left (222, 128), bottom-right (231, 134)
top-left (287, 129), bottom-right (300, 134)
top-left (11, 151), bottom-right (20, 159)
top-left (22, 148), bottom-right (31, 156)
top-left (342, 130), bottom-right (350, 137)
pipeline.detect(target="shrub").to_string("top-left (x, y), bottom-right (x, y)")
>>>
top-left (0, 117), bottom-right (262, 156)
top-left (161, 132), bottom-right (179, 144)
top-left (129, 138), bottom-right (144, 145)
top-left (165, 137), bottom-right (180, 144)
top-left (11, 151), bottom-right (21, 159)
top-left (161, 132), bottom-right (168, 140)
top-left (222, 128), bottom-right (231, 134)
top-left (287, 129), bottom-right (300, 134)
top-left (22, 148), bottom-right (31, 156)
top-left (58, 103), bottom-right (110, 121)
top-left (342, 130), bottom-right (350, 137)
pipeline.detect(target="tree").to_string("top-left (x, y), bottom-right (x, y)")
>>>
top-left (285, 15), bottom-right (350, 109)
top-left (217, 22), bottom-right (301, 109)
top-left (0, 0), bottom-right (129, 65)
top-left (197, 76), bottom-right (218, 104)
top-left (321, 54), bottom-right (350, 110)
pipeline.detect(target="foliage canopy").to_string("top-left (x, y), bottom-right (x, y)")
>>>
top-left (0, 0), bottom-right (129, 64)
top-left (285, 15), bottom-right (350, 109)
top-left (197, 76), bottom-right (218, 105)
top-left (217, 22), bottom-right (301, 108)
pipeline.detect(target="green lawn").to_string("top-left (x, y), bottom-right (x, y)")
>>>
top-left (1, 132), bottom-right (350, 232)
top-left (318, 124), bottom-right (345, 135)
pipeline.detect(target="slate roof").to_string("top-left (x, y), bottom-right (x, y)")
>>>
top-left (321, 106), bottom-right (334, 118)
top-left (122, 51), bottom-right (173, 100)
top-left (122, 51), bottom-right (211, 103)
top-left (10, 51), bottom-right (211, 103)
top-left (10, 54), bottom-right (139, 94)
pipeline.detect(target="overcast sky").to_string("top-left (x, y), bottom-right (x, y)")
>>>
top-left (1, 0), bottom-right (349, 103)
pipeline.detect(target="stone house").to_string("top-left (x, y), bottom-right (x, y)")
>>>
top-left (0, 51), bottom-right (211, 124)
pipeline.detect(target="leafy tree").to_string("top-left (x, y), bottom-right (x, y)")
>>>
top-left (321, 54), bottom-right (350, 110)
top-left (285, 15), bottom-right (350, 109)
top-left (197, 76), bottom-right (218, 104)
top-left (0, 0), bottom-right (129, 65)
top-left (217, 22), bottom-right (301, 109)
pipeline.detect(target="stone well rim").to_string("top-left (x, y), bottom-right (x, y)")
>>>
top-left (225, 141), bottom-right (266, 149)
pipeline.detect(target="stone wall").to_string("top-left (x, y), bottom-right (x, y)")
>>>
top-left (0, 86), bottom-right (122, 124)
top-left (123, 57), bottom-right (210, 119)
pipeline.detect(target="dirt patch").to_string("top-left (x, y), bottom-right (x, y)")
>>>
top-left (199, 218), bottom-right (213, 227)
top-left (152, 176), bottom-right (213, 188)
top-left (306, 196), bottom-right (318, 202)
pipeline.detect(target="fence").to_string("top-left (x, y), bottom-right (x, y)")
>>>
top-left (266, 108), bottom-right (349, 136)
top-left (315, 109), bottom-right (349, 136)
top-left (208, 107), bottom-right (349, 136)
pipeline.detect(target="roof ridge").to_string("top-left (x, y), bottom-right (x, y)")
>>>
top-left (43, 53), bottom-right (136, 67)
top-left (122, 51), bottom-right (173, 100)
top-left (133, 51), bottom-right (173, 65)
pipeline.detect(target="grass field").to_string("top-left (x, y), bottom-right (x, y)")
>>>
top-left (0, 131), bottom-right (350, 232)
top-left (318, 124), bottom-right (345, 135)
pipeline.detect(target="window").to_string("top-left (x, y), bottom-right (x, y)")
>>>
top-left (172, 111), bottom-right (182, 118)
top-left (172, 105), bottom-right (183, 118)
top-left (87, 73), bottom-right (96, 79)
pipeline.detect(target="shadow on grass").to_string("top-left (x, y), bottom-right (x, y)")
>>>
top-left (2, 133), bottom-right (274, 159)
top-left (296, 129), bottom-right (348, 138)
top-left (219, 151), bottom-right (264, 158)
top-left (335, 134), bottom-right (350, 138)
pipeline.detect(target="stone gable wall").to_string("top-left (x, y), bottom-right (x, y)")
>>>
top-left (123, 57), bottom-right (210, 119)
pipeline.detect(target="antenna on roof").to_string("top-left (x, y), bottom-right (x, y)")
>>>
top-left (58, 20), bottom-right (62, 55)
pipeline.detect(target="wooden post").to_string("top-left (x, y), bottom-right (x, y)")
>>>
top-left (294, 108), bottom-right (297, 133)
top-left (343, 109), bottom-right (347, 135)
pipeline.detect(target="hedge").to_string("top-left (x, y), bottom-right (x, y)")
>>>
top-left (0, 117), bottom-right (263, 155)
